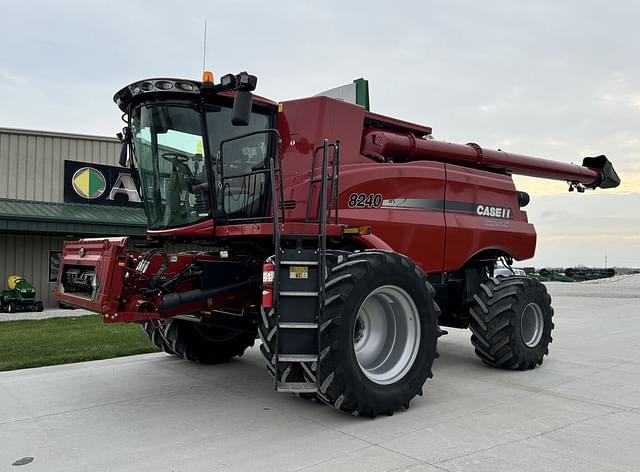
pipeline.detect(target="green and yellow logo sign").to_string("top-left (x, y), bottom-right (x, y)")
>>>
top-left (71, 167), bottom-right (107, 199)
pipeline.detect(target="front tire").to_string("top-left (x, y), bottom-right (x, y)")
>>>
top-left (468, 276), bottom-right (554, 369)
top-left (142, 319), bottom-right (256, 364)
top-left (317, 250), bottom-right (439, 417)
top-left (141, 320), bottom-right (175, 355)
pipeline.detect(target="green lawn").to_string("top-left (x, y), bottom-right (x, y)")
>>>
top-left (0, 315), bottom-right (158, 371)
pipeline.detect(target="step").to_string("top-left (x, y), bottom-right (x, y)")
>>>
top-left (276, 382), bottom-right (318, 393)
top-left (277, 354), bottom-right (318, 363)
top-left (280, 291), bottom-right (319, 297)
top-left (278, 322), bottom-right (318, 329)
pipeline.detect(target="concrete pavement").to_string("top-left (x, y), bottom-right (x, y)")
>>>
top-left (1, 282), bottom-right (639, 471)
top-left (0, 308), bottom-right (94, 322)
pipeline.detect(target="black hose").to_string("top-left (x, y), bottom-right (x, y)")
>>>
top-left (159, 279), bottom-right (255, 312)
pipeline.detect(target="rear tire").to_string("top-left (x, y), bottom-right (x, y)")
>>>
top-left (317, 250), bottom-right (439, 417)
top-left (468, 276), bottom-right (554, 369)
top-left (7, 301), bottom-right (16, 313)
top-left (142, 319), bottom-right (256, 364)
top-left (36, 301), bottom-right (44, 312)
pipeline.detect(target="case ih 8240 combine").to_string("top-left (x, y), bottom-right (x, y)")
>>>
top-left (54, 71), bottom-right (620, 417)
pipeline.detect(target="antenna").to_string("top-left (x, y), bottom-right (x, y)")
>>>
top-left (202, 19), bottom-right (207, 72)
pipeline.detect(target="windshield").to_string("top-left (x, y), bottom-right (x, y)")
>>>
top-left (131, 102), bottom-right (271, 230)
top-left (132, 104), bottom-right (208, 229)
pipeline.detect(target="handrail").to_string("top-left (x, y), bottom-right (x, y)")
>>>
top-left (305, 141), bottom-right (341, 224)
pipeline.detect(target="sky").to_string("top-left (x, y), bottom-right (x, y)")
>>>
top-left (0, 0), bottom-right (638, 268)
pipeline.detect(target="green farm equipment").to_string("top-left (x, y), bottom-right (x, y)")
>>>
top-left (0, 275), bottom-right (44, 313)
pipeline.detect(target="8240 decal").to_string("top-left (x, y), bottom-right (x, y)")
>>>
top-left (347, 193), bottom-right (383, 208)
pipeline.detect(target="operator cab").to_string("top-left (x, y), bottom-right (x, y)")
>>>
top-left (113, 73), bottom-right (277, 235)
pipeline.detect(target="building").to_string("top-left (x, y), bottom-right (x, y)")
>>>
top-left (0, 127), bottom-right (147, 307)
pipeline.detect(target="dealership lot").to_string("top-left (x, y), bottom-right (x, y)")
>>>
top-left (1, 278), bottom-right (639, 472)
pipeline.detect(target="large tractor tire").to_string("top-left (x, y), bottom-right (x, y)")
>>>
top-left (260, 250), bottom-right (439, 416)
top-left (317, 251), bottom-right (439, 416)
top-left (468, 276), bottom-right (554, 370)
top-left (142, 319), bottom-right (256, 364)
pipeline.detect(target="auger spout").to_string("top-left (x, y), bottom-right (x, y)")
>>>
top-left (361, 128), bottom-right (620, 190)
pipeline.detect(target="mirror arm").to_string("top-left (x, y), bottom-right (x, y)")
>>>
top-left (117, 126), bottom-right (132, 167)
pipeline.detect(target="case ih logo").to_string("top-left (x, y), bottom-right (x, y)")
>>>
top-left (475, 204), bottom-right (512, 219)
top-left (72, 167), bottom-right (107, 199)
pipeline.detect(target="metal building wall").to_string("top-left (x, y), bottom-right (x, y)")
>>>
top-left (0, 233), bottom-right (66, 308)
top-left (0, 127), bottom-right (120, 203)
top-left (0, 127), bottom-right (122, 308)
top-left (0, 232), bottom-right (202, 309)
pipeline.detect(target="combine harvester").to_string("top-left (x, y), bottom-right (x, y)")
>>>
top-left (54, 71), bottom-right (619, 416)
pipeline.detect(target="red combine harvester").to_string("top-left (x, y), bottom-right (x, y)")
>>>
top-left (54, 71), bottom-right (620, 417)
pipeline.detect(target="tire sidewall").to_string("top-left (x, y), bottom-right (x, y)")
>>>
top-left (328, 259), bottom-right (437, 407)
top-left (508, 278), bottom-right (553, 365)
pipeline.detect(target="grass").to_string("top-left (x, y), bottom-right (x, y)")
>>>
top-left (0, 315), bottom-right (158, 371)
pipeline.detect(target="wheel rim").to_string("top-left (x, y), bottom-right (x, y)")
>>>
top-left (353, 285), bottom-right (421, 385)
top-left (520, 302), bottom-right (544, 347)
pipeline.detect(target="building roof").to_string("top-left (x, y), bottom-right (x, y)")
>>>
top-left (0, 198), bottom-right (147, 236)
top-left (0, 126), bottom-right (118, 142)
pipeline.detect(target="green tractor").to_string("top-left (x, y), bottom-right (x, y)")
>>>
top-left (0, 275), bottom-right (44, 313)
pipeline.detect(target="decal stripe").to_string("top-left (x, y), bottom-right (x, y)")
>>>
top-left (381, 198), bottom-right (443, 210)
top-left (381, 198), bottom-right (513, 219)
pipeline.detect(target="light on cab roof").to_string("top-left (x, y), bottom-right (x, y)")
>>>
top-left (202, 71), bottom-right (214, 83)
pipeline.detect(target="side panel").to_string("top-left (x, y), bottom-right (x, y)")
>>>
top-left (277, 96), bottom-right (366, 184)
top-left (443, 164), bottom-right (536, 271)
top-left (336, 161), bottom-right (447, 273)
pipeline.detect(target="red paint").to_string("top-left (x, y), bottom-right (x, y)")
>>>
top-left (361, 129), bottom-right (600, 185)
top-left (147, 219), bottom-right (214, 239)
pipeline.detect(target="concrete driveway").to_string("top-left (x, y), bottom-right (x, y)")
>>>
top-left (1, 280), bottom-right (639, 471)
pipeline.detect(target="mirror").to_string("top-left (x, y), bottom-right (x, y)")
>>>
top-left (232, 91), bottom-right (253, 126)
top-left (119, 142), bottom-right (128, 167)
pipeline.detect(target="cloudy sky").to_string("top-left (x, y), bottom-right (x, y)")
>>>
top-left (1, 0), bottom-right (638, 267)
